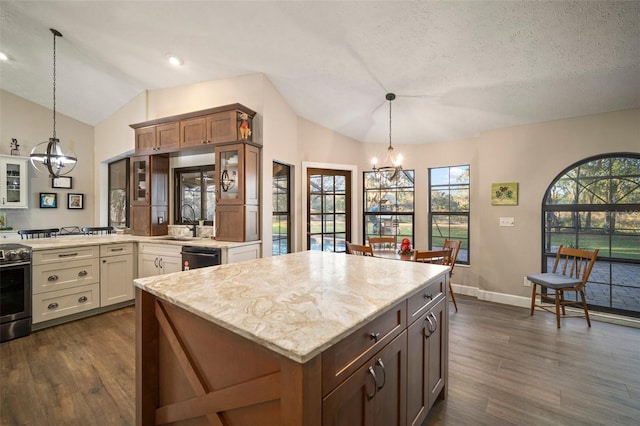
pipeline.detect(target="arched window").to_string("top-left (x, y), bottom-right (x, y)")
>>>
top-left (542, 153), bottom-right (640, 317)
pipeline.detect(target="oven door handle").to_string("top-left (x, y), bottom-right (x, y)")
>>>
top-left (0, 261), bottom-right (31, 268)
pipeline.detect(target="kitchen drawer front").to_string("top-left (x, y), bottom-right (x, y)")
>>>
top-left (407, 275), bottom-right (446, 325)
top-left (32, 283), bottom-right (99, 324)
top-left (33, 258), bottom-right (100, 294)
top-left (100, 242), bottom-right (134, 257)
top-left (33, 245), bottom-right (99, 265)
top-left (138, 243), bottom-right (182, 257)
top-left (322, 301), bottom-right (406, 395)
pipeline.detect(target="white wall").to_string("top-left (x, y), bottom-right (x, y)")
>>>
top-left (0, 89), bottom-right (95, 231)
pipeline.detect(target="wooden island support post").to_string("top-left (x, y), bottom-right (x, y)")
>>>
top-left (135, 251), bottom-right (449, 425)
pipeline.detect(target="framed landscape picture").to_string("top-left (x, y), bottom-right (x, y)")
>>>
top-left (68, 193), bottom-right (84, 209)
top-left (491, 182), bottom-right (518, 206)
top-left (40, 193), bottom-right (58, 208)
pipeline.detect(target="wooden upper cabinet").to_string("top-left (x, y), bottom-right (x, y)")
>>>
top-left (132, 104), bottom-right (257, 155)
top-left (180, 116), bottom-right (208, 148)
top-left (134, 123), bottom-right (179, 155)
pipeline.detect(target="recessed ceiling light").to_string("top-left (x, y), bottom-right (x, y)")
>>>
top-left (0, 52), bottom-right (8, 61)
top-left (167, 54), bottom-right (183, 66)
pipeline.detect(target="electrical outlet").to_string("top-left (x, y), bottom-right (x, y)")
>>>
top-left (523, 276), bottom-right (531, 287)
top-left (499, 217), bottom-right (515, 227)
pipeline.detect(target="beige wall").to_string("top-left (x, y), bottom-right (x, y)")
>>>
top-left (0, 89), bottom-right (95, 231)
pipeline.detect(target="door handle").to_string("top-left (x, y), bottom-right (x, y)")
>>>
top-left (366, 366), bottom-right (378, 400)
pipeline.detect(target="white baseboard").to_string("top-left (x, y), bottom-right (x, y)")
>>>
top-left (450, 283), bottom-right (640, 329)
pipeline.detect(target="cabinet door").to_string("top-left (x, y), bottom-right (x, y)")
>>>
top-left (156, 122), bottom-right (180, 152)
top-left (131, 156), bottom-right (150, 206)
top-left (135, 126), bottom-right (156, 154)
top-left (1, 156), bottom-right (28, 209)
top-left (322, 332), bottom-right (406, 426)
top-left (207, 111), bottom-right (238, 144)
top-left (100, 254), bottom-right (134, 306)
top-left (180, 117), bottom-right (208, 148)
top-left (130, 205), bottom-right (151, 236)
top-left (159, 255), bottom-right (181, 275)
top-left (407, 297), bottom-right (445, 426)
top-left (139, 253), bottom-right (160, 278)
top-left (216, 143), bottom-right (244, 204)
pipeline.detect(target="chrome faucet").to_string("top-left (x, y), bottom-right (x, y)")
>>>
top-left (181, 204), bottom-right (198, 237)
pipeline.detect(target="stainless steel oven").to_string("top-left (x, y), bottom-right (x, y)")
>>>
top-left (0, 243), bottom-right (32, 342)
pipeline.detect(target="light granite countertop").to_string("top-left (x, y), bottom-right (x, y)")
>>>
top-left (134, 250), bottom-right (449, 363)
top-left (1, 234), bottom-right (259, 250)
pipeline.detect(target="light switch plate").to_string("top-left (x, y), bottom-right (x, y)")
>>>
top-left (499, 217), bottom-right (515, 227)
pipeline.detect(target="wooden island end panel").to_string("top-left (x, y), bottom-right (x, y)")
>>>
top-left (136, 289), bottom-right (322, 426)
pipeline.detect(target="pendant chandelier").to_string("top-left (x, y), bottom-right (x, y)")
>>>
top-left (372, 93), bottom-right (402, 179)
top-left (30, 28), bottom-right (77, 178)
top-left (220, 169), bottom-right (236, 192)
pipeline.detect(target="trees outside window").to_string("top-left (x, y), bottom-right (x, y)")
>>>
top-left (174, 166), bottom-right (215, 224)
top-left (307, 168), bottom-right (351, 252)
top-left (429, 165), bottom-right (470, 264)
top-left (273, 162), bottom-right (291, 256)
top-left (363, 170), bottom-right (415, 246)
top-left (543, 153), bottom-right (640, 317)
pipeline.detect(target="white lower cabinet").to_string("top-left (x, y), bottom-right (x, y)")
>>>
top-left (138, 243), bottom-right (182, 278)
top-left (32, 245), bottom-right (101, 324)
top-left (100, 243), bottom-right (135, 307)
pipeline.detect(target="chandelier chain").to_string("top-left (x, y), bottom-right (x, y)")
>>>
top-left (52, 30), bottom-right (57, 139)
top-left (388, 98), bottom-right (392, 148)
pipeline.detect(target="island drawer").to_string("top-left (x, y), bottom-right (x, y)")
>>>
top-left (407, 275), bottom-right (446, 325)
top-left (322, 301), bottom-right (406, 395)
top-left (100, 242), bottom-right (134, 257)
top-left (33, 258), bottom-right (100, 294)
top-left (33, 245), bottom-right (99, 265)
top-left (32, 283), bottom-right (99, 324)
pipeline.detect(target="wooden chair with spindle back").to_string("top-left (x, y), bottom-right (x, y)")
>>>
top-left (367, 236), bottom-right (396, 251)
top-left (82, 226), bottom-right (114, 236)
top-left (527, 245), bottom-right (599, 328)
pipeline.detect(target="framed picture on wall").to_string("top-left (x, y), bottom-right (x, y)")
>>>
top-left (491, 182), bottom-right (519, 206)
top-left (40, 193), bottom-right (58, 208)
top-left (51, 176), bottom-right (72, 189)
top-left (68, 193), bottom-right (84, 209)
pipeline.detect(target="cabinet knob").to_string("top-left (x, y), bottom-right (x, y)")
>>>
top-left (369, 332), bottom-right (380, 342)
top-left (424, 293), bottom-right (433, 300)
top-left (48, 275), bottom-right (59, 282)
top-left (47, 302), bottom-right (59, 310)
top-left (78, 270), bottom-right (88, 277)
top-left (78, 296), bottom-right (88, 303)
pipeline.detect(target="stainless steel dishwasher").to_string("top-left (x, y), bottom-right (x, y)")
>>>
top-left (180, 246), bottom-right (222, 270)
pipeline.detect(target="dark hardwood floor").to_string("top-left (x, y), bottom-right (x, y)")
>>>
top-left (1, 296), bottom-right (638, 425)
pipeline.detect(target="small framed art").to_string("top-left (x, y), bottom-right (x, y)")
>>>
top-left (52, 176), bottom-right (72, 189)
top-left (68, 193), bottom-right (84, 209)
top-left (491, 182), bottom-right (518, 206)
top-left (40, 193), bottom-right (58, 208)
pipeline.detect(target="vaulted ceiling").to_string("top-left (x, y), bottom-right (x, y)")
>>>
top-left (1, 1), bottom-right (638, 144)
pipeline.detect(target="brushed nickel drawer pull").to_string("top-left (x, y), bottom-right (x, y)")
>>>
top-left (375, 358), bottom-right (386, 391)
top-left (58, 253), bottom-right (78, 258)
top-left (366, 366), bottom-right (378, 400)
top-left (78, 270), bottom-right (88, 277)
top-left (48, 302), bottom-right (59, 310)
top-left (369, 332), bottom-right (380, 342)
top-left (110, 248), bottom-right (124, 252)
top-left (78, 296), bottom-right (88, 303)
top-left (48, 275), bottom-right (59, 281)
top-left (425, 315), bottom-right (435, 336)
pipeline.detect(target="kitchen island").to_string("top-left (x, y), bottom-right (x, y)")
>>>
top-left (134, 251), bottom-right (449, 425)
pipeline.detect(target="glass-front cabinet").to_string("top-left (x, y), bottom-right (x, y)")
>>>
top-left (216, 144), bottom-right (243, 204)
top-left (0, 155), bottom-right (28, 209)
top-left (131, 156), bottom-right (149, 206)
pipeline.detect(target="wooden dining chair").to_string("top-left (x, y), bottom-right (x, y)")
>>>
top-left (346, 242), bottom-right (374, 256)
top-left (367, 236), bottom-right (396, 251)
top-left (528, 245), bottom-right (599, 328)
top-left (17, 228), bottom-right (59, 239)
top-left (442, 239), bottom-right (462, 311)
top-left (82, 226), bottom-right (114, 235)
top-left (413, 249), bottom-right (451, 265)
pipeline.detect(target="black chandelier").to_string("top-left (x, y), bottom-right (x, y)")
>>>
top-left (30, 28), bottom-right (77, 178)
top-left (371, 93), bottom-right (403, 179)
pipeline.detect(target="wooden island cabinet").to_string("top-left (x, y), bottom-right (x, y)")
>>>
top-left (135, 251), bottom-right (449, 425)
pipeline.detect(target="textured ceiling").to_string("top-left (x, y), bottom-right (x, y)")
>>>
top-left (1, 1), bottom-right (638, 144)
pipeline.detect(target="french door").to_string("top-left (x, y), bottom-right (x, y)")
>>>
top-left (307, 168), bottom-right (351, 252)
